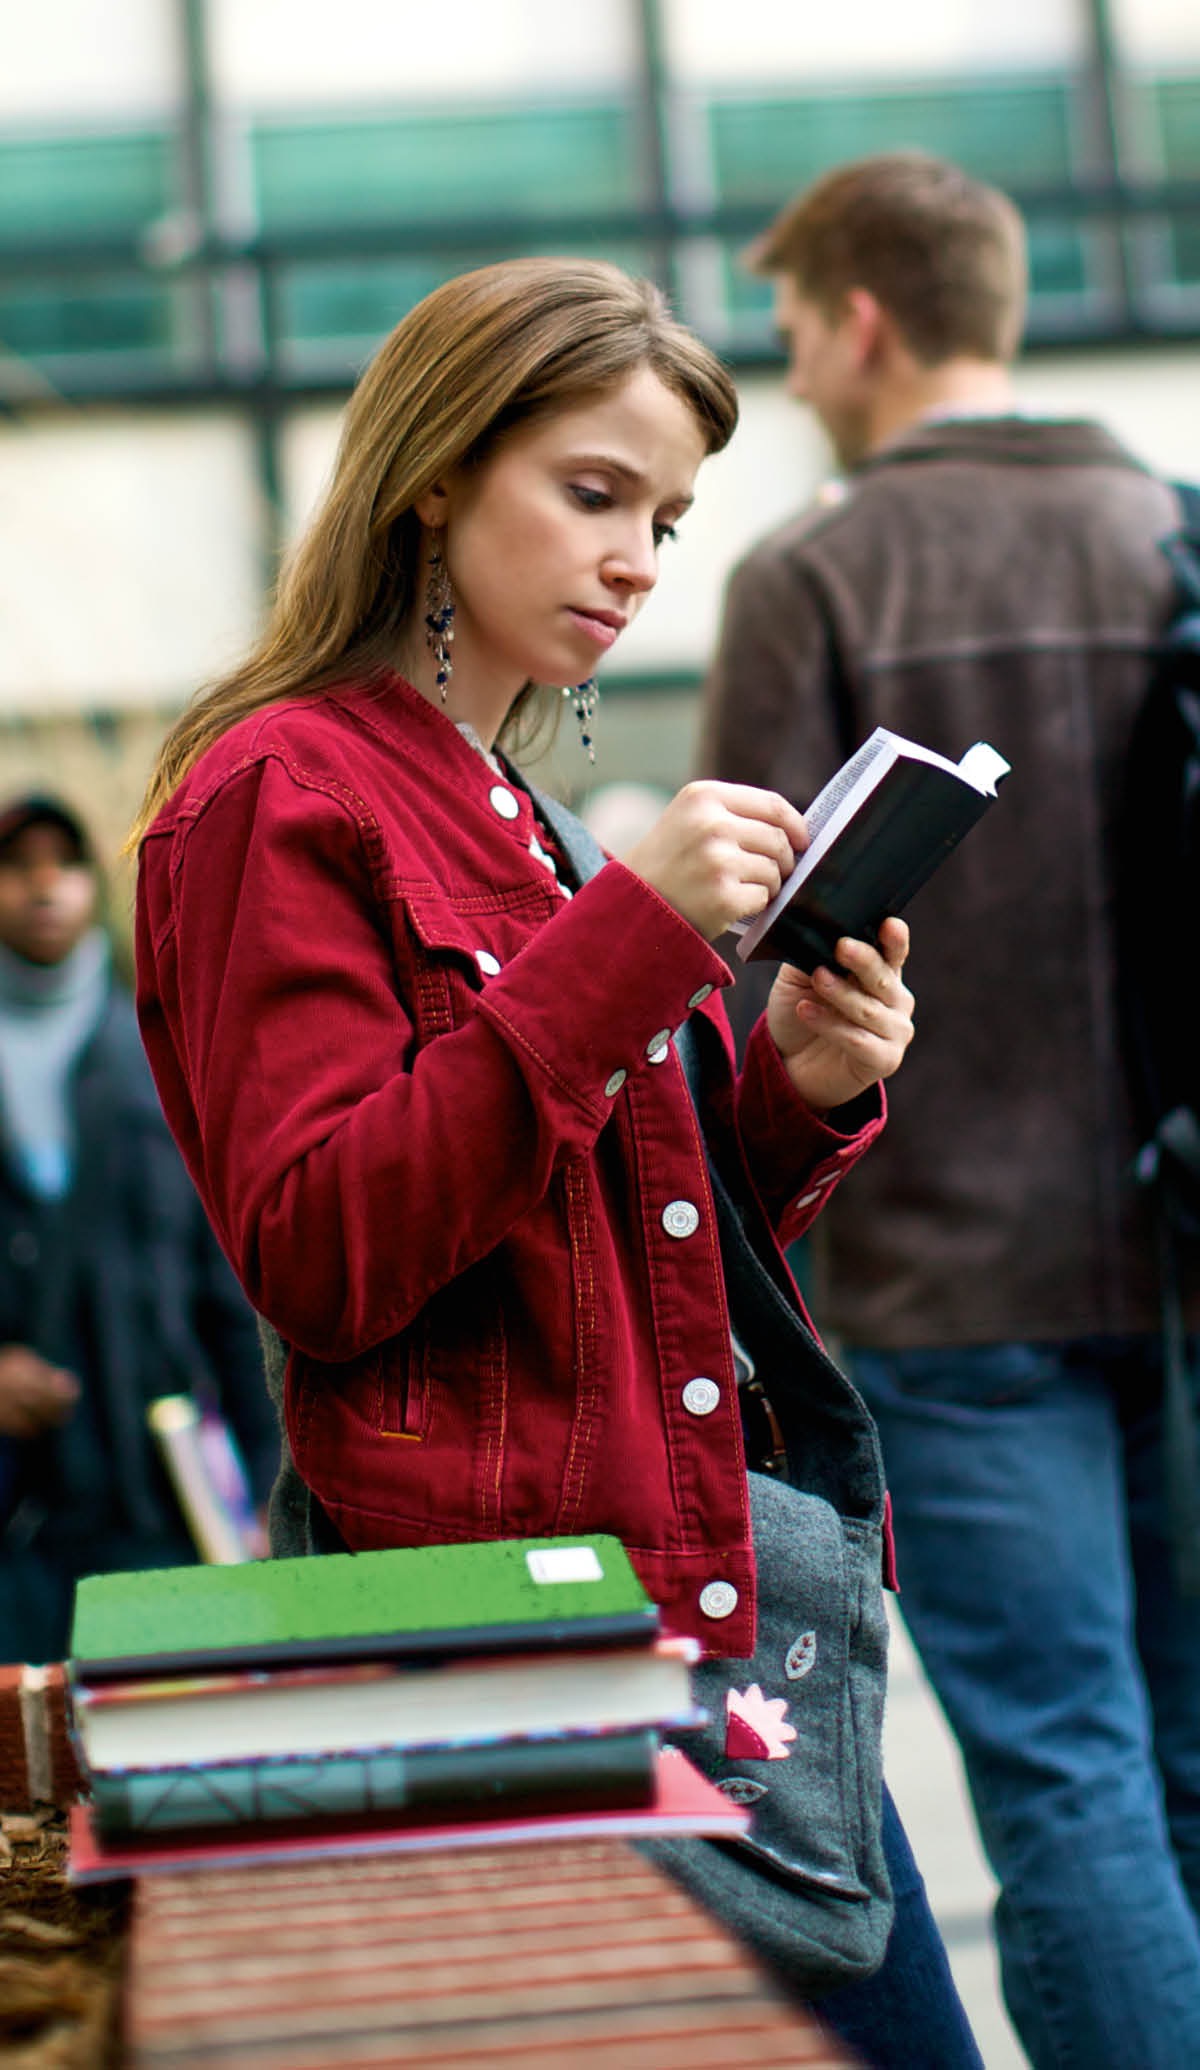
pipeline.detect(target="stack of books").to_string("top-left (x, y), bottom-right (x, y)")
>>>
top-left (65, 1534), bottom-right (745, 1881)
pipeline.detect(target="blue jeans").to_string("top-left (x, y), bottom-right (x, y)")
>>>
top-left (814, 1786), bottom-right (984, 2069)
top-left (851, 1336), bottom-right (1200, 2070)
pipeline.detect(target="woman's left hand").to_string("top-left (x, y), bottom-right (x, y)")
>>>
top-left (765, 917), bottom-right (914, 1113)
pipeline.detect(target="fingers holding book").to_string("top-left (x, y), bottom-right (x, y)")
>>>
top-left (766, 916), bottom-right (915, 1113)
top-left (622, 781), bottom-right (808, 942)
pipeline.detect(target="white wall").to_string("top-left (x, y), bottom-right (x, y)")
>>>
top-left (1, 341), bottom-right (1197, 715)
top-left (208, 0), bottom-right (634, 106)
top-left (0, 0), bottom-right (178, 122)
top-left (0, 411), bottom-right (262, 711)
top-left (662, 0), bottom-right (1083, 80)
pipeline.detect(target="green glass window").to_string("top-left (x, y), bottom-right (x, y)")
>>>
top-left (693, 78), bottom-right (1098, 347)
top-left (0, 277), bottom-right (175, 361)
top-left (706, 79), bottom-right (1076, 203)
top-left (0, 130), bottom-right (173, 246)
top-left (1153, 76), bottom-right (1200, 288)
top-left (276, 238), bottom-right (653, 371)
top-left (252, 102), bottom-right (642, 231)
top-left (0, 129), bottom-right (177, 368)
top-left (1156, 78), bottom-right (1200, 175)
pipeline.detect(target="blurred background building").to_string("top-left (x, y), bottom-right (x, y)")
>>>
top-left (1, 0), bottom-right (1198, 880)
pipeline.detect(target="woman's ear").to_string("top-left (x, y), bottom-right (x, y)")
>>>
top-left (413, 481), bottom-right (451, 529)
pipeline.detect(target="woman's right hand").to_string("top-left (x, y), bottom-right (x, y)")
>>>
top-left (622, 781), bottom-right (808, 942)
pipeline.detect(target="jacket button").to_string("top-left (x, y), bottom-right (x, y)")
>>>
top-left (475, 950), bottom-right (502, 976)
top-left (687, 984), bottom-right (713, 1009)
top-left (662, 1200), bottom-right (699, 1239)
top-left (682, 1378), bottom-right (720, 1416)
top-left (646, 1028), bottom-right (672, 1062)
top-left (699, 1581), bottom-right (738, 1620)
top-left (604, 1069), bottom-right (627, 1098)
top-left (489, 784), bottom-right (520, 821)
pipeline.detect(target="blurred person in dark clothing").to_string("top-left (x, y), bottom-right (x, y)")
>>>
top-left (697, 151), bottom-right (1200, 2070)
top-left (0, 793), bottom-right (279, 1663)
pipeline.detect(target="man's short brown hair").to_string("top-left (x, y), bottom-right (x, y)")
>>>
top-left (747, 151), bottom-right (1028, 365)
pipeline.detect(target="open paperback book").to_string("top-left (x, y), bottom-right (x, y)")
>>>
top-left (734, 726), bottom-right (1010, 970)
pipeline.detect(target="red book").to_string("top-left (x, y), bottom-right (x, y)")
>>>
top-left (67, 1746), bottom-right (747, 1884)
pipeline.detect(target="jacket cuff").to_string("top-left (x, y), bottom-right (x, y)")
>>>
top-left (474, 860), bottom-right (731, 1125)
top-left (739, 1017), bottom-right (886, 1231)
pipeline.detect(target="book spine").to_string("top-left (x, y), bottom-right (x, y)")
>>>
top-left (0, 1663), bottom-right (82, 1810)
top-left (146, 1395), bottom-right (257, 1564)
top-left (89, 1726), bottom-right (660, 1837)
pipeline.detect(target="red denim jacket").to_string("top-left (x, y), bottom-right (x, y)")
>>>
top-left (135, 671), bottom-right (884, 1655)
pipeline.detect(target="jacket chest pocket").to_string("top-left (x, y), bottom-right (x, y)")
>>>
top-left (400, 892), bottom-right (547, 1041)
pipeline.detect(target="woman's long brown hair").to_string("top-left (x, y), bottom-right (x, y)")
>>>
top-left (128, 257), bottom-right (739, 845)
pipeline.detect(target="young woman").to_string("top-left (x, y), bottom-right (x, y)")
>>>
top-left (130, 257), bottom-right (980, 2067)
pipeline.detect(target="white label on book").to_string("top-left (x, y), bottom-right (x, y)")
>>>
top-left (526, 1546), bottom-right (604, 1584)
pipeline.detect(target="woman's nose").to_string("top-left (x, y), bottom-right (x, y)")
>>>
top-left (604, 529), bottom-right (659, 595)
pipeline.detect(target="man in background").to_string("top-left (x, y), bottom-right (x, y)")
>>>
top-left (0, 793), bottom-right (279, 1663)
top-left (697, 151), bottom-right (1200, 2070)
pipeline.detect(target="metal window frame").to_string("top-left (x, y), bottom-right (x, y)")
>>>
top-left (1, 0), bottom-right (1197, 658)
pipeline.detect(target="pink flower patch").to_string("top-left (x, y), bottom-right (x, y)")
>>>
top-left (724, 1683), bottom-right (797, 1760)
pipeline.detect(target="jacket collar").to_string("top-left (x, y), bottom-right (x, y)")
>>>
top-left (855, 415), bottom-right (1154, 480)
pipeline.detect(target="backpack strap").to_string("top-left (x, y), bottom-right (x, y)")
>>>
top-left (1173, 481), bottom-right (1200, 534)
top-left (1137, 488), bottom-right (1200, 1595)
top-left (516, 778), bottom-right (608, 891)
top-left (1166, 482), bottom-right (1200, 605)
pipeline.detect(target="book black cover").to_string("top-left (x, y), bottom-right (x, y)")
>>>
top-left (736, 729), bottom-right (1009, 970)
top-left (87, 1725), bottom-right (663, 1838)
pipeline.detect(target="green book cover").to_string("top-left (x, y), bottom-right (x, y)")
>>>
top-left (69, 1536), bottom-right (657, 1683)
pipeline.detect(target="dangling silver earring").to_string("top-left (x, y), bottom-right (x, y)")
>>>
top-left (563, 679), bottom-right (598, 761)
top-left (424, 539), bottom-right (455, 702)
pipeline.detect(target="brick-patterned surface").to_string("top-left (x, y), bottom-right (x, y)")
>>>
top-left (126, 1838), bottom-right (861, 2069)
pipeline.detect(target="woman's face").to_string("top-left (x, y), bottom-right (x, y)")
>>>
top-left (428, 365), bottom-right (708, 730)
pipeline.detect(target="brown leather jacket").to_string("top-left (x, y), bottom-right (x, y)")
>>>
top-left (697, 416), bottom-right (1186, 1348)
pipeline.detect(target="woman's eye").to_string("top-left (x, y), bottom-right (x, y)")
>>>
top-left (653, 522), bottom-right (679, 547)
top-left (570, 485), bottom-right (611, 512)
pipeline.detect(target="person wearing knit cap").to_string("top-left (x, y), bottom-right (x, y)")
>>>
top-left (0, 794), bottom-right (278, 1663)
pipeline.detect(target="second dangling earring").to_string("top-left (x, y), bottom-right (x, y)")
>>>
top-left (424, 536), bottom-right (455, 701)
top-left (563, 678), bottom-right (599, 762)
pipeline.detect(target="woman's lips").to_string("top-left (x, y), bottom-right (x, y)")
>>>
top-left (567, 608), bottom-right (624, 651)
